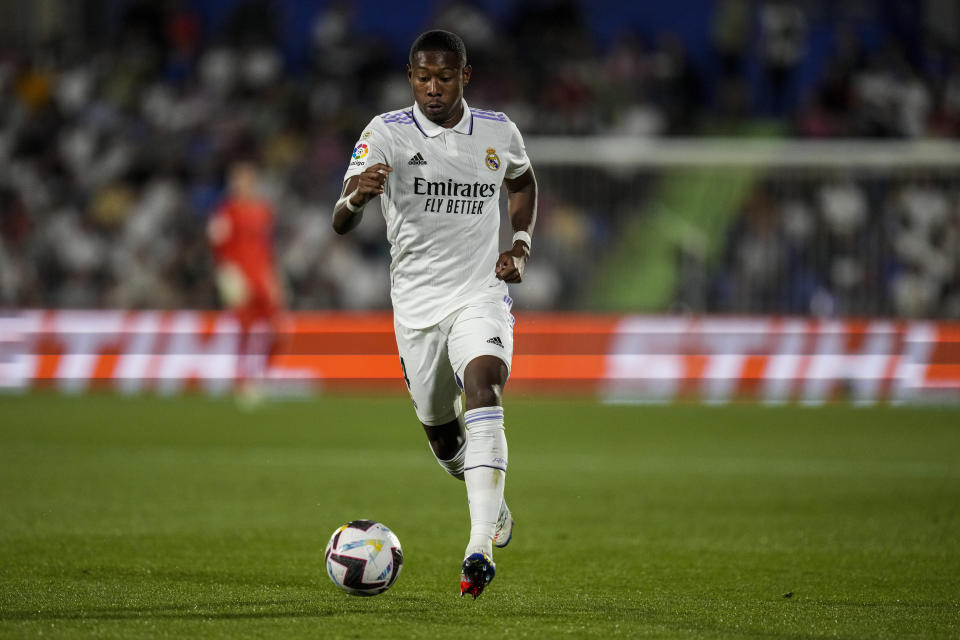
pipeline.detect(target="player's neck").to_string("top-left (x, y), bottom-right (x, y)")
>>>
top-left (437, 101), bottom-right (465, 129)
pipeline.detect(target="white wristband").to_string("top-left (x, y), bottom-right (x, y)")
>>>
top-left (512, 230), bottom-right (532, 251)
top-left (344, 191), bottom-right (363, 213)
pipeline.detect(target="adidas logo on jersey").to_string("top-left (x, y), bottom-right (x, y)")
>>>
top-left (408, 152), bottom-right (427, 166)
top-left (486, 337), bottom-right (504, 348)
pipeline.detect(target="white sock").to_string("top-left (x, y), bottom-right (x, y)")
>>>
top-left (463, 406), bottom-right (507, 559)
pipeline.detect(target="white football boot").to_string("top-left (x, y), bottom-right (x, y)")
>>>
top-left (493, 500), bottom-right (514, 548)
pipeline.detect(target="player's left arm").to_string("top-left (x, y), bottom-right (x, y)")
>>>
top-left (496, 167), bottom-right (537, 283)
top-left (207, 206), bottom-right (232, 250)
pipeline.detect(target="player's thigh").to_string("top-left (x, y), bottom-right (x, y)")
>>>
top-left (447, 297), bottom-right (515, 385)
top-left (394, 320), bottom-right (462, 426)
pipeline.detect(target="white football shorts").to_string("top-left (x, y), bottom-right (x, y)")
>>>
top-left (393, 295), bottom-right (515, 426)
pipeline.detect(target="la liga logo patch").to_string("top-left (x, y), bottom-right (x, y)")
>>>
top-left (352, 143), bottom-right (369, 160)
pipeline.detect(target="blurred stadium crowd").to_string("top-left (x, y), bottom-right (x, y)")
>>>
top-left (679, 173), bottom-right (960, 319)
top-left (1, 0), bottom-right (959, 317)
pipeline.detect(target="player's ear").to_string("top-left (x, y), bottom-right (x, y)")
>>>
top-left (462, 64), bottom-right (472, 86)
top-left (407, 64), bottom-right (413, 82)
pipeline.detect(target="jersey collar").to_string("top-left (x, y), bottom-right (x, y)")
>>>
top-left (411, 99), bottom-right (473, 138)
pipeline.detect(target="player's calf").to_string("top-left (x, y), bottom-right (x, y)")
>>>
top-left (423, 416), bottom-right (467, 480)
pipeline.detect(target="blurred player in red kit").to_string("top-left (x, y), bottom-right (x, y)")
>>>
top-left (207, 161), bottom-right (285, 399)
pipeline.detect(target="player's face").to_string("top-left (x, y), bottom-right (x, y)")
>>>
top-left (407, 50), bottom-right (471, 127)
top-left (230, 163), bottom-right (259, 199)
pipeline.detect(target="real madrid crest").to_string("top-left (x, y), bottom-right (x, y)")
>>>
top-left (485, 147), bottom-right (500, 171)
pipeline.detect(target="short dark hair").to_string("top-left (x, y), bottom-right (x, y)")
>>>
top-left (409, 30), bottom-right (467, 67)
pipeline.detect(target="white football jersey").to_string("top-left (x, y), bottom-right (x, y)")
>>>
top-left (344, 100), bottom-right (530, 329)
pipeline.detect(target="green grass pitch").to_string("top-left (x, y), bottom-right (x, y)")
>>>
top-left (1, 392), bottom-right (958, 639)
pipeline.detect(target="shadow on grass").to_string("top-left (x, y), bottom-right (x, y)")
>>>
top-left (1, 595), bottom-right (438, 622)
top-left (4, 562), bottom-right (321, 591)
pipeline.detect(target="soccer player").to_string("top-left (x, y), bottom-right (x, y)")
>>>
top-left (332, 30), bottom-right (537, 598)
top-left (208, 161), bottom-right (285, 403)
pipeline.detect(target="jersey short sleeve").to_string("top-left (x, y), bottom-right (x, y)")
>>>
top-left (502, 120), bottom-right (531, 180)
top-left (343, 117), bottom-right (392, 181)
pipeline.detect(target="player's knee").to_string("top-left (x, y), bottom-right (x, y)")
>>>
top-left (465, 384), bottom-right (501, 410)
top-left (463, 356), bottom-right (507, 410)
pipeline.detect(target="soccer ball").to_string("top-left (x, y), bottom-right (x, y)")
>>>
top-left (324, 519), bottom-right (404, 596)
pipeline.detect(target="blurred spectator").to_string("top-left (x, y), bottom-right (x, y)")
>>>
top-left (650, 34), bottom-right (703, 135)
top-left (760, 0), bottom-right (807, 116)
top-left (933, 56), bottom-right (960, 136)
top-left (888, 178), bottom-right (955, 317)
top-left (713, 0), bottom-right (751, 79)
top-left (602, 33), bottom-right (664, 136)
top-left (715, 187), bottom-right (790, 313)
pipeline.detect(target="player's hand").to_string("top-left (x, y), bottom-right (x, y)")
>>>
top-left (353, 164), bottom-right (393, 205)
top-left (495, 241), bottom-right (529, 283)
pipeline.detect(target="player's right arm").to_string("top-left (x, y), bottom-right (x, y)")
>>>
top-left (333, 117), bottom-right (394, 235)
top-left (332, 164), bottom-right (393, 235)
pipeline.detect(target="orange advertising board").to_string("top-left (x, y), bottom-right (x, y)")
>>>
top-left (2, 311), bottom-right (958, 403)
